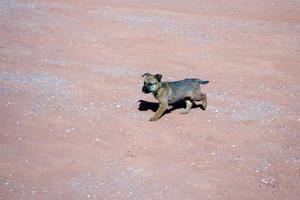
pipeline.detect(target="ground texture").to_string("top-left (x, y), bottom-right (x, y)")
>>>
top-left (0, 0), bottom-right (300, 199)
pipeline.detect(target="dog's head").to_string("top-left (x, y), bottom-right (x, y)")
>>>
top-left (142, 73), bottom-right (162, 94)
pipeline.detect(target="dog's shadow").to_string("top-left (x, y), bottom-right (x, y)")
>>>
top-left (138, 100), bottom-right (205, 116)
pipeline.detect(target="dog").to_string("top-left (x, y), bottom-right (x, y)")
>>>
top-left (142, 73), bottom-right (209, 121)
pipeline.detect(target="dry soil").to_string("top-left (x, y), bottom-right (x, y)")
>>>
top-left (0, 0), bottom-right (300, 199)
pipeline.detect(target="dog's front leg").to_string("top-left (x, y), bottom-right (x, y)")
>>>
top-left (149, 103), bottom-right (167, 121)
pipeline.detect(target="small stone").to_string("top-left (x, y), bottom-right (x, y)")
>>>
top-left (260, 178), bottom-right (268, 185)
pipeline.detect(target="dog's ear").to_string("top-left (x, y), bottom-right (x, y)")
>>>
top-left (154, 74), bottom-right (162, 82)
top-left (142, 73), bottom-right (152, 77)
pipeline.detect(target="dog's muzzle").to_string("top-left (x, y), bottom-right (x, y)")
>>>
top-left (142, 86), bottom-right (151, 93)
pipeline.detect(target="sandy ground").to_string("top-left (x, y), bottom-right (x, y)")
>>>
top-left (1, 0), bottom-right (300, 199)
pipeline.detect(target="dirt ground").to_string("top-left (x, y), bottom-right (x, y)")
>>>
top-left (0, 0), bottom-right (300, 199)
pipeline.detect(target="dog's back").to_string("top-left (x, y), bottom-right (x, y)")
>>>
top-left (166, 79), bottom-right (208, 103)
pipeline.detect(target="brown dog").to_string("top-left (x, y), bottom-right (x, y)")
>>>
top-left (142, 73), bottom-right (209, 121)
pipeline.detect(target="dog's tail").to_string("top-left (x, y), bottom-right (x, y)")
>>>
top-left (198, 80), bottom-right (209, 84)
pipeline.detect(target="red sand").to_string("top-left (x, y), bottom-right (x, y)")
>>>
top-left (0, 0), bottom-right (299, 199)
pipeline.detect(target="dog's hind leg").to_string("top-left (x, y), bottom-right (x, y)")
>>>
top-left (181, 100), bottom-right (193, 114)
top-left (191, 91), bottom-right (207, 110)
top-left (201, 93), bottom-right (207, 110)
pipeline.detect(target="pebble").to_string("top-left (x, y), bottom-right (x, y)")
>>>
top-left (260, 176), bottom-right (277, 188)
top-left (260, 178), bottom-right (269, 185)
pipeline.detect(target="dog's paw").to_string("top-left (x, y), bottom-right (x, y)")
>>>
top-left (149, 117), bottom-right (158, 121)
top-left (167, 105), bottom-right (173, 110)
